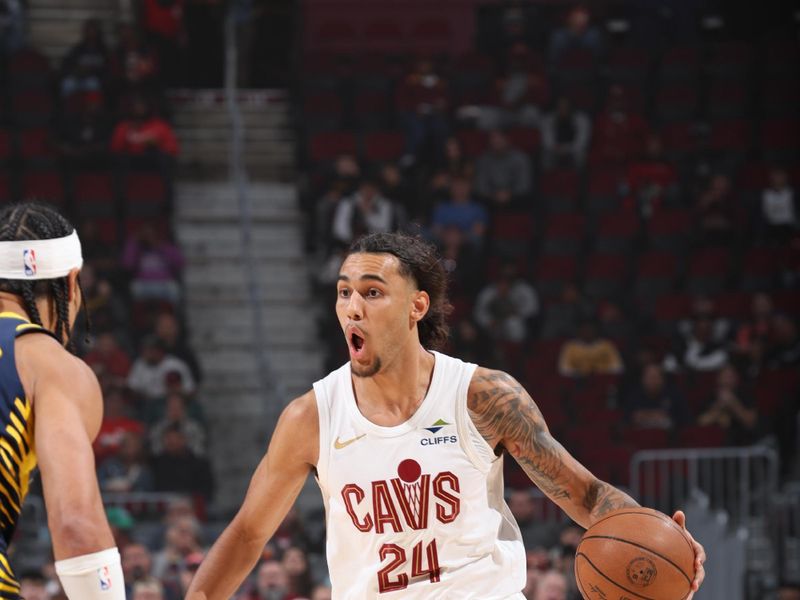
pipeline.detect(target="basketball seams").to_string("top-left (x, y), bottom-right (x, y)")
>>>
top-left (580, 535), bottom-right (693, 585)
top-left (585, 509), bottom-right (695, 559)
top-left (575, 553), bottom-right (657, 600)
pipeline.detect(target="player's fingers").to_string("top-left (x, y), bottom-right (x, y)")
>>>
top-left (672, 510), bottom-right (686, 528)
top-left (694, 562), bottom-right (705, 589)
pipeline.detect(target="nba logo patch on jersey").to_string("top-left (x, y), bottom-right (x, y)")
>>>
top-left (97, 565), bottom-right (112, 591)
top-left (22, 249), bottom-right (36, 277)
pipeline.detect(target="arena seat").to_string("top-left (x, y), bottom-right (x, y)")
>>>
top-left (0, 130), bottom-right (12, 163)
top-left (18, 128), bottom-right (56, 163)
top-left (539, 168), bottom-right (581, 212)
top-left (706, 80), bottom-right (749, 120)
top-left (541, 212), bottom-right (585, 255)
top-left (455, 129), bottom-right (488, 159)
top-left (646, 207), bottom-right (692, 253)
top-left (704, 41), bottom-right (754, 79)
top-left (634, 251), bottom-right (680, 300)
top-left (660, 45), bottom-right (700, 80)
top-left (592, 211), bottom-right (640, 254)
top-left (760, 118), bottom-right (800, 160)
top-left (605, 46), bottom-right (651, 83)
top-left (123, 172), bottom-right (167, 217)
top-left (585, 167), bottom-right (624, 214)
top-left (655, 83), bottom-right (699, 121)
top-left (678, 425), bottom-right (727, 448)
top-left (73, 171), bottom-right (116, 217)
top-left (533, 255), bottom-right (578, 298)
top-left (308, 131), bottom-right (357, 162)
top-left (362, 130), bottom-right (405, 161)
top-left (685, 246), bottom-right (731, 294)
top-left (582, 253), bottom-right (629, 299)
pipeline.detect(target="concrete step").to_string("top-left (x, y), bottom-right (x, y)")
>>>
top-left (178, 128), bottom-right (294, 143)
top-left (187, 304), bottom-right (318, 333)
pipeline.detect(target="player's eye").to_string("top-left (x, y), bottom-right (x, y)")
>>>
top-left (338, 288), bottom-right (350, 298)
top-left (367, 288), bottom-right (381, 298)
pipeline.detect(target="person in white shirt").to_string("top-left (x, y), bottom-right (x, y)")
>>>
top-left (186, 233), bottom-right (705, 599)
top-left (127, 334), bottom-right (195, 400)
top-left (760, 166), bottom-right (797, 241)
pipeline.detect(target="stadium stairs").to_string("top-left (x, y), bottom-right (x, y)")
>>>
top-left (172, 91), bottom-right (324, 513)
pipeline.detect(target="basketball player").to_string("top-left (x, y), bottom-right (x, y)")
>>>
top-left (0, 202), bottom-right (125, 599)
top-left (187, 233), bottom-right (705, 599)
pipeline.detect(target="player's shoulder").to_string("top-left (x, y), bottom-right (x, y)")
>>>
top-left (16, 332), bottom-right (98, 392)
top-left (281, 389), bottom-right (319, 425)
top-left (467, 367), bottom-right (523, 412)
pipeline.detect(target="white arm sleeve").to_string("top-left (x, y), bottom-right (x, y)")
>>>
top-left (55, 548), bottom-right (126, 600)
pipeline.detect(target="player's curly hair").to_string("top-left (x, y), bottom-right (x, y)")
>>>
top-left (349, 232), bottom-right (452, 350)
top-left (0, 201), bottom-right (87, 347)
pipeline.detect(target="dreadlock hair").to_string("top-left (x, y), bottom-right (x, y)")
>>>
top-left (0, 202), bottom-right (86, 348)
top-left (348, 232), bottom-right (452, 350)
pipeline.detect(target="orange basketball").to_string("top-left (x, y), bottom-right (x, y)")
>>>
top-left (575, 507), bottom-right (695, 600)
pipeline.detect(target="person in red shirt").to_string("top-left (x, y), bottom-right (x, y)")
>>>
top-left (141, 0), bottom-right (185, 85)
top-left (93, 387), bottom-right (145, 463)
top-left (625, 133), bottom-right (679, 216)
top-left (111, 95), bottom-right (179, 158)
top-left (85, 331), bottom-right (133, 382)
top-left (591, 85), bottom-right (649, 165)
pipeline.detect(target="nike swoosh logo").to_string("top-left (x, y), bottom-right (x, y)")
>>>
top-left (334, 434), bottom-right (366, 450)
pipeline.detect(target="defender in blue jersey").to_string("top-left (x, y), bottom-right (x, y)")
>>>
top-left (0, 202), bottom-right (125, 599)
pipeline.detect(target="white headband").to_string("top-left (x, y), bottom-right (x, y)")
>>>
top-left (0, 230), bottom-right (83, 280)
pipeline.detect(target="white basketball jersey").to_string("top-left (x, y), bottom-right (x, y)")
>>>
top-left (313, 351), bottom-right (526, 599)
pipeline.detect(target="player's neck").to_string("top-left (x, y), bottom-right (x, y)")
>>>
top-left (352, 344), bottom-right (435, 422)
top-left (0, 293), bottom-right (30, 320)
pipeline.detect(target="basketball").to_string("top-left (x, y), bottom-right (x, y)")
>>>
top-left (575, 508), bottom-right (695, 600)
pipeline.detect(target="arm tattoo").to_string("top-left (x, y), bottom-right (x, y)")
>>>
top-left (468, 369), bottom-right (638, 525)
top-left (468, 370), bottom-right (571, 500)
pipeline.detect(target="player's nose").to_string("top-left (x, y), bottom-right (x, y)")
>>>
top-left (346, 291), bottom-right (365, 320)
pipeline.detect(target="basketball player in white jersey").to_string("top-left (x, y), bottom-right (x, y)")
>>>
top-left (187, 233), bottom-right (705, 599)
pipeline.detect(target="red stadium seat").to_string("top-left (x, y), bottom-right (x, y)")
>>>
top-left (647, 207), bottom-right (692, 252)
top-left (660, 121), bottom-right (697, 159)
top-left (534, 255), bottom-right (578, 298)
top-left (362, 130), bottom-right (405, 161)
top-left (707, 81), bottom-right (749, 119)
top-left (708, 119), bottom-right (750, 154)
top-left (773, 290), bottom-right (800, 317)
top-left (736, 162), bottom-right (770, 192)
top-left (0, 130), bottom-right (12, 162)
top-left (455, 129), bottom-right (488, 159)
top-left (362, 20), bottom-right (404, 45)
top-left (309, 131), bottom-right (357, 162)
top-left (712, 291), bottom-right (751, 320)
top-left (583, 253), bottom-right (629, 298)
top-left (491, 211), bottom-right (534, 241)
top-left (18, 128), bottom-right (56, 162)
top-left (123, 172), bottom-right (167, 217)
top-left (0, 171), bottom-right (11, 203)
top-left (541, 212), bottom-right (585, 254)
top-left (411, 18), bottom-right (451, 42)
top-left (661, 45), bottom-right (700, 80)
top-left (506, 127), bottom-right (540, 155)
top-left (10, 90), bottom-right (53, 125)
top-left (593, 211), bottom-right (640, 253)
top-left (606, 47), bottom-right (650, 82)
top-left (313, 20), bottom-right (357, 44)
top-left (740, 246), bottom-right (781, 291)
top-left (686, 247), bottom-right (731, 294)
top-left (762, 78), bottom-right (800, 116)
top-left (540, 168), bottom-right (580, 212)
top-left (755, 369), bottom-right (800, 416)
top-left (73, 172), bottom-right (116, 217)
top-left (760, 119), bottom-right (800, 159)
top-left (621, 427), bottom-right (670, 450)
top-left (21, 170), bottom-right (64, 206)
top-left (678, 425), bottom-right (727, 448)
top-left (8, 47), bottom-right (52, 85)
top-left (705, 42), bottom-right (753, 78)
top-left (651, 292), bottom-right (692, 322)
top-left (655, 84), bottom-right (699, 121)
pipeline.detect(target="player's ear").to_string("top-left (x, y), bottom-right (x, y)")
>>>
top-left (66, 268), bottom-right (80, 303)
top-left (410, 290), bottom-right (430, 323)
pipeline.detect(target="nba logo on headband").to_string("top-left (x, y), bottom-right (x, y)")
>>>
top-left (22, 249), bottom-right (37, 277)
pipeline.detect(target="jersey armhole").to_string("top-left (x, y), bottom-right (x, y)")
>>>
top-left (454, 362), bottom-right (497, 474)
top-left (312, 381), bottom-right (331, 496)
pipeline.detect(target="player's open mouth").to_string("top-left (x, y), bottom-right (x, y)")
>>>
top-left (348, 328), bottom-right (366, 358)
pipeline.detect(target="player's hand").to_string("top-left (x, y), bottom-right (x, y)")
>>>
top-left (672, 510), bottom-right (706, 599)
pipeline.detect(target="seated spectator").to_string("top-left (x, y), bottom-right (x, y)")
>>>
top-left (672, 310), bottom-right (730, 372)
top-left (283, 547), bottom-right (313, 598)
top-left (80, 262), bottom-right (129, 333)
top-left (311, 585), bottom-right (333, 600)
top-left (625, 134), bottom-right (679, 218)
top-left (242, 560), bottom-right (294, 600)
top-left (379, 162), bottom-right (417, 221)
top-left (0, 0), bottom-right (26, 52)
top-left (439, 227), bottom-right (483, 296)
top-left (547, 4), bottom-right (603, 64)
top-left (474, 264), bottom-right (540, 344)
top-left (110, 22), bottom-right (160, 97)
top-left (540, 96), bottom-right (591, 169)
top-left (540, 283), bottom-right (593, 339)
top-left (396, 58), bottom-right (449, 165)
top-left (597, 299), bottom-right (635, 345)
top-left (697, 364), bottom-right (758, 444)
top-left (764, 315), bottom-right (800, 368)
top-left (734, 292), bottom-right (775, 368)
top-left (533, 569), bottom-right (569, 600)
top-left (693, 173), bottom-right (741, 245)
top-left (558, 319), bottom-right (624, 377)
top-left (94, 386), bottom-right (145, 461)
top-left (759, 166), bottom-right (797, 242)
top-left (443, 136), bottom-right (473, 180)
top-left (106, 505), bottom-right (136, 549)
top-left (152, 515), bottom-right (203, 580)
top-left (58, 94), bottom-right (112, 168)
top-left (60, 18), bottom-right (109, 104)
top-left (98, 431), bottom-right (155, 492)
top-left (150, 392), bottom-right (206, 456)
top-left (508, 489), bottom-right (560, 550)
top-left (625, 363), bottom-right (689, 430)
top-left (151, 425), bottom-right (214, 500)
top-left (111, 95), bottom-right (179, 165)
top-left (141, 0), bottom-right (186, 86)
top-left (18, 570), bottom-right (48, 600)
top-left (591, 85), bottom-right (649, 165)
top-left (123, 224), bottom-right (185, 304)
top-left (312, 156), bottom-right (360, 256)
top-left (154, 311), bottom-right (202, 381)
top-left (128, 334), bottom-right (195, 402)
top-left (132, 577), bottom-right (165, 600)
top-left (476, 43), bottom-right (548, 131)
top-left (179, 552), bottom-right (204, 597)
top-left (475, 129), bottom-right (532, 210)
top-left (122, 543), bottom-right (155, 598)
top-left (332, 176), bottom-right (405, 246)
top-left (85, 331), bottom-right (133, 382)
top-left (431, 175), bottom-right (488, 247)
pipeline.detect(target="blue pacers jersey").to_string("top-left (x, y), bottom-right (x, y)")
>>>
top-left (0, 312), bottom-right (56, 597)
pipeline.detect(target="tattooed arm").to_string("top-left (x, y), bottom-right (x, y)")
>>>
top-left (467, 367), bottom-right (638, 528)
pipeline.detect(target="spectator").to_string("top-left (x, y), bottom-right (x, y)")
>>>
top-left (151, 424), bottom-right (214, 500)
top-left (693, 173), bottom-right (741, 245)
top-left (508, 489), bottom-right (560, 550)
top-left (18, 570), bottom-right (48, 600)
top-left (152, 515), bottom-right (203, 580)
top-left (0, 0), bottom-right (26, 52)
top-left (111, 95), bottom-right (179, 163)
top-left (85, 331), bottom-right (133, 382)
top-left (78, 221), bottom-right (122, 277)
top-left (312, 154), bottom-right (360, 254)
top-left (243, 560), bottom-right (294, 600)
top-left (123, 225), bottom-right (185, 304)
top-left (449, 317), bottom-right (492, 366)
top-left (80, 262), bottom-right (129, 333)
top-left (110, 22), bottom-right (160, 96)
top-left (179, 552), bottom-right (204, 597)
top-left (734, 292), bottom-right (775, 367)
top-left (759, 166), bottom-right (798, 242)
top-left (430, 175), bottom-right (488, 247)
top-left (310, 585), bottom-right (333, 600)
top-left (58, 93), bottom-right (112, 168)
top-left (122, 543), bottom-right (155, 598)
top-left (477, 42), bottom-right (548, 131)
top-left (475, 129), bottom-right (532, 209)
top-left (591, 85), bottom-right (649, 165)
top-left (132, 577), bottom-right (165, 600)
top-left (697, 364), bottom-right (759, 444)
top-left (443, 136), bottom-right (473, 180)
top-left (97, 430), bottom-right (155, 492)
top-left (765, 315), bottom-right (800, 368)
top-left (626, 363), bottom-right (690, 430)
top-left (625, 133), bottom-right (679, 218)
top-left (94, 386), bottom-right (145, 462)
top-left (107, 505), bottom-right (136, 549)
top-left (150, 392), bottom-right (206, 456)
top-left (674, 311), bottom-right (730, 372)
top-left (379, 162), bottom-right (417, 221)
top-left (283, 546), bottom-right (312, 597)
top-left (547, 4), bottom-right (603, 64)
top-left (540, 283), bottom-right (593, 339)
top-left (141, 0), bottom-right (185, 85)
top-left (558, 319), bottom-right (624, 377)
top-left (540, 96), bottom-right (591, 169)
top-left (60, 18), bottom-right (109, 104)
top-left (154, 311), bottom-right (202, 381)
top-left (532, 569), bottom-right (568, 600)
top-left (396, 58), bottom-right (449, 165)
top-left (331, 177), bottom-right (405, 246)
top-left (439, 227), bottom-right (484, 296)
top-left (128, 334), bottom-right (195, 401)
top-left (474, 264), bottom-right (540, 344)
